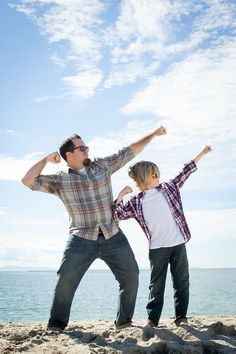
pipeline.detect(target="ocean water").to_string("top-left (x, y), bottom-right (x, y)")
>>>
top-left (0, 269), bottom-right (235, 323)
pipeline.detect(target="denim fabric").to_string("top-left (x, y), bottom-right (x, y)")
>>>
top-left (146, 243), bottom-right (189, 325)
top-left (48, 230), bottom-right (139, 329)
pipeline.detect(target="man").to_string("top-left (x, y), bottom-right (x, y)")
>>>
top-left (21, 125), bottom-right (166, 331)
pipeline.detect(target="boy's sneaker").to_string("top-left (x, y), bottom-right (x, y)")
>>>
top-left (47, 326), bottom-right (63, 333)
top-left (144, 320), bottom-right (158, 328)
top-left (174, 317), bottom-right (188, 327)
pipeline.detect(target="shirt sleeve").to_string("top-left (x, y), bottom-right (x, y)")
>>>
top-left (95, 147), bottom-right (135, 175)
top-left (170, 160), bottom-right (197, 189)
top-left (30, 174), bottom-right (61, 195)
top-left (112, 200), bottom-right (136, 222)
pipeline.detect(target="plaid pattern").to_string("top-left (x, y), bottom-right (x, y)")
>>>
top-left (112, 160), bottom-right (197, 245)
top-left (30, 147), bottom-right (134, 240)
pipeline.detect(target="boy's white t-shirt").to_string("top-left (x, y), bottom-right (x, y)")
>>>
top-left (142, 188), bottom-right (185, 249)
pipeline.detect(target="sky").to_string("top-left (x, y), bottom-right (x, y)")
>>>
top-left (0, 0), bottom-right (236, 271)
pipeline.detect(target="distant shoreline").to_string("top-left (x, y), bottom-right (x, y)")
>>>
top-left (0, 267), bottom-right (236, 272)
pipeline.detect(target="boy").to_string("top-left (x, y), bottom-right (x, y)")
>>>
top-left (112, 146), bottom-right (212, 327)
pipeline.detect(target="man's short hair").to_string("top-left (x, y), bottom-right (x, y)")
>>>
top-left (128, 161), bottom-right (160, 184)
top-left (59, 134), bottom-right (81, 162)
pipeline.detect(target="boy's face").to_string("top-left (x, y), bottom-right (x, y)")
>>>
top-left (136, 173), bottom-right (160, 192)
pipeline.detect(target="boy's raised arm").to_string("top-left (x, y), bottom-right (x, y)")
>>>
top-left (193, 145), bottom-right (212, 164)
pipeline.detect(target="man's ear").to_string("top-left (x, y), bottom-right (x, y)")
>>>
top-left (66, 151), bottom-right (73, 160)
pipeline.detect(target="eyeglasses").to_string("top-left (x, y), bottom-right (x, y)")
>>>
top-left (73, 145), bottom-right (89, 153)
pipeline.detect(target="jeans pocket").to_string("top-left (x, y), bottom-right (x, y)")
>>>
top-left (66, 234), bottom-right (95, 252)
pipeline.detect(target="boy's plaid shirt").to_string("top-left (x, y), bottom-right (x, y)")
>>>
top-left (112, 160), bottom-right (197, 246)
top-left (30, 147), bottom-right (134, 241)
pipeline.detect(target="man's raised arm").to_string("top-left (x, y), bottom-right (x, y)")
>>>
top-left (129, 126), bottom-right (167, 156)
top-left (21, 152), bottom-right (61, 188)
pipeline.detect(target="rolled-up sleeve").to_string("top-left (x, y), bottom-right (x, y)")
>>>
top-left (112, 200), bottom-right (136, 222)
top-left (171, 160), bottom-right (197, 189)
top-left (96, 147), bottom-right (135, 175)
top-left (30, 174), bottom-right (61, 195)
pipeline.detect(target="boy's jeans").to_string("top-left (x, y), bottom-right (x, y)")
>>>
top-left (147, 243), bottom-right (189, 325)
top-left (48, 230), bottom-right (139, 329)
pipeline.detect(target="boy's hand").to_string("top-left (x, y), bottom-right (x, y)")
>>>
top-left (154, 125), bottom-right (167, 136)
top-left (116, 186), bottom-right (133, 204)
top-left (202, 145), bottom-right (212, 155)
top-left (120, 186), bottom-right (133, 196)
top-left (193, 145), bottom-right (212, 164)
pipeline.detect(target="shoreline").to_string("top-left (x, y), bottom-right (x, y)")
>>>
top-left (0, 316), bottom-right (235, 353)
top-left (1, 267), bottom-right (236, 272)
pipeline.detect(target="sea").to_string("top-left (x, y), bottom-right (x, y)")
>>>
top-left (0, 269), bottom-right (235, 323)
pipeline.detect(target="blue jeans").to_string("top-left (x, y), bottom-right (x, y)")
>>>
top-left (147, 243), bottom-right (189, 325)
top-left (48, 230), bottom-right (139, 329)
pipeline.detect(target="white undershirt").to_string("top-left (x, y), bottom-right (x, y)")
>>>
top-left (79, 168), bottom-right (87, 176)
top-left (142, 188), bottom-right (185, 249)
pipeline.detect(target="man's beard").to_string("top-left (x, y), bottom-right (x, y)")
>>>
top-left (83, 158), bottom-right (92, 167)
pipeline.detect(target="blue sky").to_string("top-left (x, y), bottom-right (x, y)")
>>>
top-left (0, 0), bottom-right (236, 270)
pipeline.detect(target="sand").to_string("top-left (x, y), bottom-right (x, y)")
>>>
top-left (0, 316), bottom-right (235, 353)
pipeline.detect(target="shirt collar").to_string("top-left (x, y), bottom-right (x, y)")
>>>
top-left (68, 167), bottom-right (86, 175)
top-left (139, 184), bottom-right (162, 198)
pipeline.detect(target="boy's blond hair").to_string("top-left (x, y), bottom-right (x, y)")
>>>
top-left (128, 161), bottom-right (160, 184)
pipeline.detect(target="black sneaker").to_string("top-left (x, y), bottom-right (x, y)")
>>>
top-left (47, 326), bottom-right (63, 333)
top-left (144, 320), bottom-right (158, 328)
top-left (174, 317), bottom-right (188, 327)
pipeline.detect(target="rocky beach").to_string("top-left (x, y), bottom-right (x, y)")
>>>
top-left (0, 316), bottom-right (235, 353)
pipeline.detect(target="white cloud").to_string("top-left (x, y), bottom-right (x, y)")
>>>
top-left (11, 0), bottom-right (236, 96)
top-left (0, 207), bottom-right (9, 216)
top-left (89, 119), bottom-right (157, 157)
top-left (1, 116), bottom-right (235, 191)
top-left (122, 39), bottom-right (236, 149)
top-left (11, 0), bottom-right (106, 101)
top-left (0, 129), bottom-right (25, 137)
top-left (110, 0), bottom-right (169, 42)
top-left (0, 154), bottom-right (67, 181)
top-left (0, 156), bottom-right (36, 181)
top-left (63, 70), bottom-right (103, 100)
top-left (0, 120), bottom-right (153, 182)
top-left (119, 208), bottom-right (236, 269)
top-left (4, 218), bottom-right (61, 227)
top-left (193, 0), bottom-right (236, 33)
top-left (105, 0), bottom-right (236, 88)
top-left (187, 208), bottom-right (236, 268)
top-left (104, 61), bottom-right (159, 88)
top-left (1, 204), bottom-right (235, 269)
top-left (34, 93), bottom-right (68, 103)
top-left (88, 121), bottom-right (229, 195)
top-left (0, 228), bottom-right (66, 268)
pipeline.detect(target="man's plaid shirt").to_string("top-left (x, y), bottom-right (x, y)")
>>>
top-left (30, 147), bottom-right (134, 240)
top-left (112, 160), bottom-right (197, 246)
